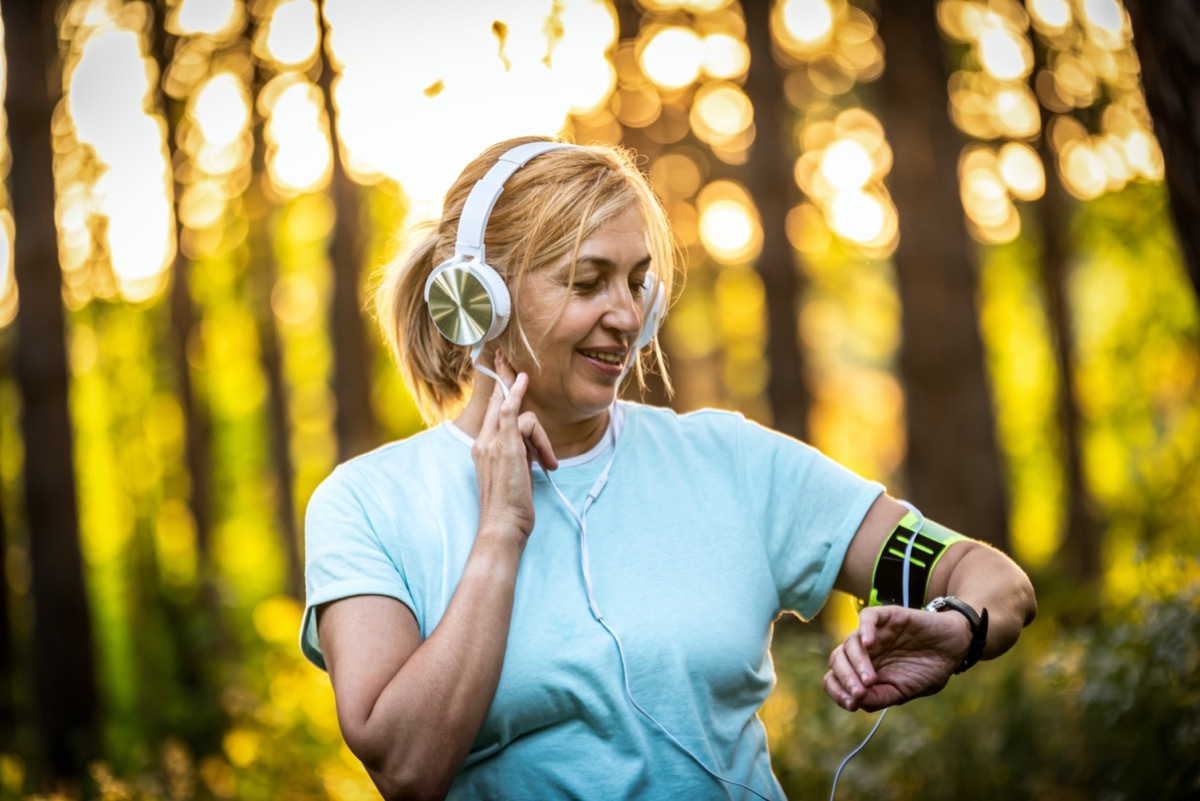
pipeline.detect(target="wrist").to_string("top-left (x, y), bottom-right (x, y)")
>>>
top-left (925, 596), bottom-right (989, 673)
top-left (469, 526), bottom-right (526, 574)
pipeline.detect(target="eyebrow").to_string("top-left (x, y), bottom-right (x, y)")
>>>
top-left (574, 255), bottom-right (653, 272)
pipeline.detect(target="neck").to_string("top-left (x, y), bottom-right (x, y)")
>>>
top-left (454, 375), bottom-right (613, 459)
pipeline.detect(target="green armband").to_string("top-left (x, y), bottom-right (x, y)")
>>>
top-left (857, 512), bottom-right (968, 609)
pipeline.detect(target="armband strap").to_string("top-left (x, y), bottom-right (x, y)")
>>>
top-left (858, 512), bottom-right (968, 609)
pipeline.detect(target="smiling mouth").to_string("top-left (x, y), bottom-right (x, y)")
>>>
top-left (579, 349), bottom-right (625, 366)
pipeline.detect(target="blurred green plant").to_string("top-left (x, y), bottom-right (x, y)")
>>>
top-left (766, 583), bottom-right (1200, 801)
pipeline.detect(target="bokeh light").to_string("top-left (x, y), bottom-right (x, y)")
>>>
top-left (264, 0), bottom-right (320, 68)
top-left (0, 211), bottom-right (14, 328)
top-left (62, 12), bottom-right (174, 302)
top-left (174, 0), bottom-right (240, 38)
top-left (977, 25), bottom-right (1032, 81)
top-left (828, 189), bottom-right (885, 243)
top-left (701, 33), bottom-right (750, 80)
top-left (264, 77), bottom-right (332, 195)
top-left (819, 138), bottom-right (874, 191)
top-left (690, 82), bottom-right (753, 145)
top-left (697, 180), bottom-right (762, 265)
top-left (777, 0), bottom-right (835, 52)
top-left (1027, 0), bottom-right (1073, 33)
top-left (997, 141), bottom-right (1046, 201)
top-left (192, 73), bottom-right (250, 150)
top-left (324, 0), bottom-right (616, 211)
top-left (792, 106), bottom-right (896, 254)
top-left (940, 0), bottom-right (1159, 238)
top-left (640, 26), bottom-right (704, 90)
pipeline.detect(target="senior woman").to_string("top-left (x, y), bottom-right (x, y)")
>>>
top-left (300, 136), bottom-right (1037, 800)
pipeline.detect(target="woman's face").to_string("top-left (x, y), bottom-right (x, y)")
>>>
top-left (508, 207), bottom-right (651, 429)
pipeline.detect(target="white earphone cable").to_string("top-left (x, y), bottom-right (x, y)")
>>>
top-left (828, 500), bottom-right (925, 801)
top-left (478, 363), bottom-right (770, 799)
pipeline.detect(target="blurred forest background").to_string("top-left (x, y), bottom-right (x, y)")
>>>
top-left (0, 0), bottom-right (1197, 798)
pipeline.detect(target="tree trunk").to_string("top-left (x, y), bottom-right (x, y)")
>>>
top-left (876, 1), bottom-right (1010, 549)
top-left (247, 35), bottom-right (303, 600)
top-left (1126, 0), bottom-right (1200, 301)
top-left (151, 0), bottom-right (215, 574)
top-left (1028, 36), bottom-right (1102, 588)
top-left (742, 0), bottom-right (810, 441)
top-left (0, 379), bottom-right (13, 751)
top-left (3, 0), bottom-right (100, 782)
top-left (317, 0), bottom-right (378, 460)
top-left (148, 3), bottom-right (230, 751)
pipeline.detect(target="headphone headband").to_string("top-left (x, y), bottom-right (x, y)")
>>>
top-left (455, 141), bottom-right (577, 263)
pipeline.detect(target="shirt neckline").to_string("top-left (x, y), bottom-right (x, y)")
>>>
top-left (444, 403), bottom-right (625, 470)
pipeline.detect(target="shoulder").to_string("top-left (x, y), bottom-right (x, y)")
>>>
top-left (336, 423), bottom-right (464, 476)
top-left (308, 424), bottom-right (466, 511)
top-left (622, 401), bottom-right (799, 452)
top-left (621, 401), bottom-right (751, 438)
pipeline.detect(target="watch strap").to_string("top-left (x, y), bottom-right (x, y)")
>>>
top-left (925, 595), bottom-right (989, 674)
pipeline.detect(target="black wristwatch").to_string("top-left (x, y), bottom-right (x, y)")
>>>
top-left (925, 596), bottom-right (989, 674)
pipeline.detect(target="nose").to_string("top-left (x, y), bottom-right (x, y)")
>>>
top-left (602, 281), bottom-right (643, 341)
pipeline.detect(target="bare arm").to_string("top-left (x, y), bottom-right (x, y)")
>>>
top-left (318, 355), bottom-right (556, 800)
top-left (824, 494), bottom-right (1037, 712)
top-left (318, 535), bottom-right (520, 800)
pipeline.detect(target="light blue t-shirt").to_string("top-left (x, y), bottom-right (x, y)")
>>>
top-left (301, 402), bottom-right (883, 799)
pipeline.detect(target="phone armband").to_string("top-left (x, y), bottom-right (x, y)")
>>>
top-left (857, 511), bottom-right (969, 609)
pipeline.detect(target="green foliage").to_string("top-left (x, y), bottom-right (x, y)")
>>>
top-left (768, 587), bottom-right (1200, 801)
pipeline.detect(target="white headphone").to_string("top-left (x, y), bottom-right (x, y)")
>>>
top-left (424, 141), bottom-right (667, 358)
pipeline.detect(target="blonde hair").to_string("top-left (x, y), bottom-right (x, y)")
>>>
top-left (375, 136), bottom-right (677, 424)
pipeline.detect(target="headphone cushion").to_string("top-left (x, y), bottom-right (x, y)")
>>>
top-left (637, 274), bottom-right (666, 351)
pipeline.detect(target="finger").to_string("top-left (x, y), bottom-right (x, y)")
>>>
top-left (841, 631), bottom-right (879, 690)
top-left (828, 640), bottom-right (866, 702)
top-left (501, 372), bottom-right (529, 416)
top-left (495, 348), bottom-right (519, 387)
top-left (480, 377), bottom-right (506, 435)
top-left (519, 412), bottom-right (558, 470)
top-left (858, 606), bottom-right (884, 651)
top-left (822, 669), bottom-right (857, 712)
top-left (850, 616), bottom-right (879, 684)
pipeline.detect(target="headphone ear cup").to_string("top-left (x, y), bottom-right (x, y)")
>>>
top-left (636, 273), bottom-right (667, 351)
top-left (425, 258), bottom-right (512, 347)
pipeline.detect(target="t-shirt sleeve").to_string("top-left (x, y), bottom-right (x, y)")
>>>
top-left (299, 463), bottom-right (415, 671)
top-left (734, 417), bottom-right (883, 620)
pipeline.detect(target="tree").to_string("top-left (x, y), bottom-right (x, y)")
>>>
top-left (1125, 0), bottom-right (1200, 301)
top-left (317, 0), bottom-right (378, 461)
top-left (742, 0), bottom-right (810, 441)
top-left (148, 0), bottom-right (231, 751)
top-left (3, 0), bottom-right (99, 781)
top-left (246, 12), bottom-right (303, 600)
top-left (1027, 34), bottom-right (1101, 590)
top-left (152, 0), bottom-right (216, 587)
top-left (876, 1), bottom-right (1010, 550)
top-left (0, 389), bottom-right (13, 751)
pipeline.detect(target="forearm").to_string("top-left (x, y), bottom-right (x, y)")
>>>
top-left (930, 541), bottom-right (1037, 660)
top-left (355, 529), bottom-right (523, 799)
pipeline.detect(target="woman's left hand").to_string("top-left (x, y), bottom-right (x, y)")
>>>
top-left (822, 605), bottom-right (972, 712)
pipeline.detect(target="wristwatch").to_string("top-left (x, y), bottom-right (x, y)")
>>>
top-left (925, 596), bottom-right (989, 674)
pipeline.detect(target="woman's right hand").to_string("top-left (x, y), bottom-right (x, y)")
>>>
top-left (471, 350), bottom-right (557, 545)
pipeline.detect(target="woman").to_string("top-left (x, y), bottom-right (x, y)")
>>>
top-left (301, 136), bottom-right (1037, 800)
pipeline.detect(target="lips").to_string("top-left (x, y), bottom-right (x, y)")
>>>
top-left (578, 348), bottom-right (626, 367)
